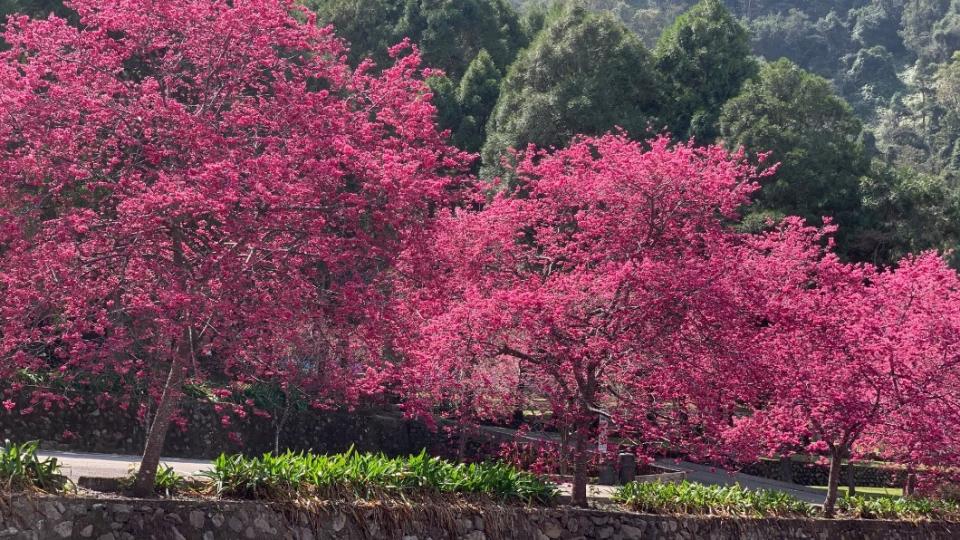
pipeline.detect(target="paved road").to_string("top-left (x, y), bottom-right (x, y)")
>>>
top-left (39, 451), bottom-right (211, 481)
top-left (39, 450), bottom-right (824, 505)
top-left (653, 459), bottom-right (825, 505)
top-left (476, 424), bottom-right (825, 504)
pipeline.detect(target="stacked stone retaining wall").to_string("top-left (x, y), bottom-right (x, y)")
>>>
top-left (1, 496), bottom-right (955, 540)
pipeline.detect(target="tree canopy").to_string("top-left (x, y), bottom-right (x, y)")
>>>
top-left (654, 0), bottom-right (757, 141)
top-left (480, 5), bottom-right (662, 181)
top-left (0, 0), bottom-right (467, 495)
top-left (307, 0), bottom-right (527, 79)
top-left (720, 59), bottom-right (870, 254)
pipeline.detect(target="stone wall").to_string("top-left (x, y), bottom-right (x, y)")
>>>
top-left (0, 397), bottom-right (441, 459)
top-left (3, 496), bottom-right (955, 540)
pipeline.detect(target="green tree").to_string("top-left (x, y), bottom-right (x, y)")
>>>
top-left (749, 10), bottom-right (823, 72)
top-left (426, 75), bottom-right (463, 135)
top-left (937, 53), bottom-right (960, 109)
top-left (416, 0), bottom-right (525, 79)
top-left (304, 0), bottom-right (403, 67)
top-left (481, 5), bottom-right (662, 182)
top-left (848, 0), bottom-right (906, 55)
top-left (308, 0), bottom-right (526, 154)
top-left (748, 8), bottom-right (855, 78)
top-left (936, 52), bottom-right (960, 182)
top-left (396, 0), bottom-right (525, 79)
top-left (453, 50), bottom-right (503, 153)
top-left (307, 0), bottom-right (525, 79)
top-left (901, 0), bottom-right (951, 61)
top-left (0, 0), bottom-right (71, 20)
top-left (424, 50), bottom-right (502, 155)
top-left (654, 0), bottom-right (757, 141)
top-left (720, 59), bottom-right (870, 254)
top-left (840, 45), bottom-right (905, 119)
top-left (932, 1), bottom-right (960, 63)
top-left (858, 162), bottom-right (960, 266)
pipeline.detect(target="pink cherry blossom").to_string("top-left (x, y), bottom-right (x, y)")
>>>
top-left (0, 0), bottom-right (468, 495)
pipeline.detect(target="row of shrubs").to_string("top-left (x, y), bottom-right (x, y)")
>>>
top-left (199, 449), bottom-right (559, 504)
top-left (2, 439), bottom-right (957, 521)
top-left (613, 480), bottom-right (815, 517)
top-left (0, 440), bottom-right (556, 504)
top-left (837, 494), bottom-right (960, 521)
top-left (613, 480), bottom-right (960, 521)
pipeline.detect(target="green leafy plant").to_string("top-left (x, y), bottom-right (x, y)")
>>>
top-left (199, 448), bottom-right (558, 504)
top-left (0, 440), bottom-right (66, 493)
top-left (837, 495), bottom-right (960, 521)
top-left (121, 464), bottom-right (186, 497)
top-left (613, 480), bottom-right (815, 517)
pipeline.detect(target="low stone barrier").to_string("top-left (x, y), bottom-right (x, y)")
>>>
top-left (1, 495), bottom-right (956, 540)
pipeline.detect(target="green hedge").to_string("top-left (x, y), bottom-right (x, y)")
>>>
top-left (200, 448), bottom-right (558, 504)
top-left (838, 495), bottom-right (960, 521)
top-left (615, 480), bottom-right (960, 521)
top-left (613, 481), bottom-right (814, 517)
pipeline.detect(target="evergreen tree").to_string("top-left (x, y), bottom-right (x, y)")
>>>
top-left (840, 45), bottom-right (904, 118)
top-left (481, 5), bottom-right (662, 182)
top-left (720, 59), bottom-right (870, 254)
top-left (308, 0), bottom-right (526, 79)
top-left (859, 162), bottom-right (960, 266)
top-left (304, 0), bottom-right (403, 67)
top-left (454, 50), bottom-right (503, 153)
top-left (0, 0), bottom-right (71, 20)
top-left (395, 0), bottom-right (526, 80)
top-left (426, 75), bottom-right (463, 136)
top-left (936, 52), bottom-right (960, 182)
top-left (848, 0), bottom-right (907, 55)
top-left (901, 0), bottom-right (951, 61)
top-left (932, 0), bottom-right (960, 63)
top-left (654, 0), bottom-right (757, 141)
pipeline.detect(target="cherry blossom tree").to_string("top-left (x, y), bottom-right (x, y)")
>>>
top-left (0, 0), bottom-right (466, 495)
top-left (399, 129), bottom-right (960, 510)
top-left (398, 134), bottom-right (773, 506)
top-left (850, 254), bottom-right (960, 499)
top-left (721, 231), bottom-right (960, 516)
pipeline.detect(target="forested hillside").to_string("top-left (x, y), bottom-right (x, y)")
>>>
top-left (2, 0), bottom-right (959, 266)
top-left (517, 1), bottom-right (960, 179)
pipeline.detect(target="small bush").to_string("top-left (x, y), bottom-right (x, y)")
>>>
top-left (613, 481), bottom-right (814, 517)
top-left (200, 448), bottom-right (558, 504)
top-left (0, 440), bottom-right (66, 493)
top-left (837, 495), bottom-right (960, 521)
top-left (120, 464), bottom-right (186, 497)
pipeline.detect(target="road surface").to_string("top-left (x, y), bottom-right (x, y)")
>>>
top-left (653, 458), bottom-right (825, 505)
top-left (39, 450), bottom-right (211, 482)
top-left (476, 424), bottom-right (825, 504)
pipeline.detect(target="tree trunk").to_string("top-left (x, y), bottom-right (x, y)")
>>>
top-left (274, 392), bottom-right (291, 455)
top-left (457, 424), bottom-right (469, 461)
top-left (846, 459), bottom-right (856, 497)
top-left (823, 448), bottom-right (844, 518)
top-left (571, 428), bottom-right (589, 507)
top-left (132, 351), bottom-right (188, 497)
